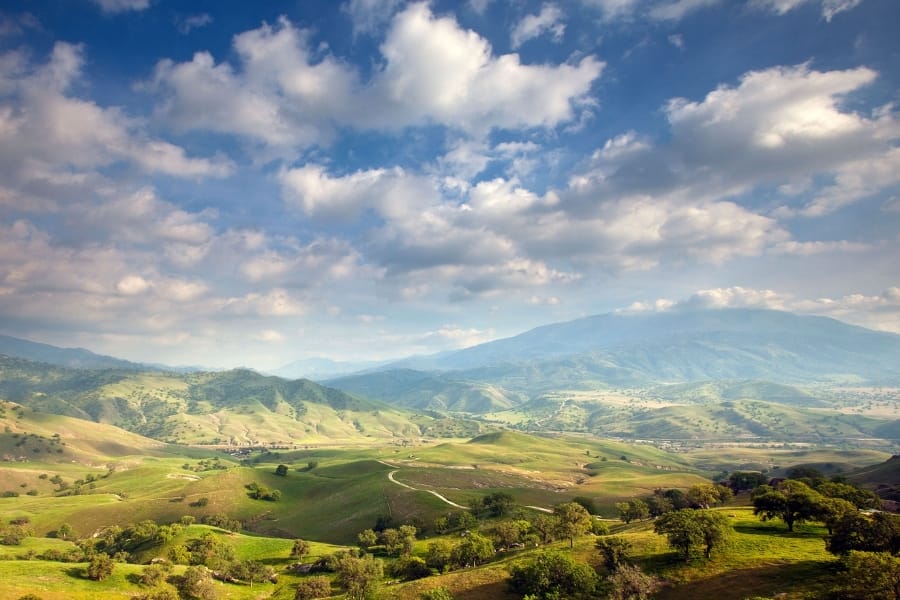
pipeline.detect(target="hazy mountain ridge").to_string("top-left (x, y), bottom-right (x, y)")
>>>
top-left (0, 335), bottom-right (147, 370)
top-left (332, 310), bottom-right (900, 403)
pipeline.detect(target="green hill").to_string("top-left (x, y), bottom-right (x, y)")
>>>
top-left (0, 356), bottom-right (432, 445)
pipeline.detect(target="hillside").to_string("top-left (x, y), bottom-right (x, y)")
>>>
top-left (327, 368), bottom-right (525, 412)
top-left (0, 336), bottom-right (146, 370)
top-left (0, 356), bottom-right (431, 445)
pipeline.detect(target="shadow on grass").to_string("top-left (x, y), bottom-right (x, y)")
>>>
top-left (654, 559), bottom-right (839, 600)
top-left (733, 524), bottom-right (823, 538)
top-left (63, 566), bottom-right (84, 579)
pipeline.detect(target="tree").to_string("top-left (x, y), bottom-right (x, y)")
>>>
top-left (616, 499), bottom-right (650, 524)
top-left (752, 481), bottom-right (822, 532)
top-left (187, 533), bottom-right (235, 570)
top-left (57, 523), bottom-right (74, 540)
top-left (291, 538), bottom-right (311, 560)
top-left (653, 509), bottom-right (734, 560)
top-left (693, 510), bottom-right (733, 559)
top-left (86, 553), bottom-right (114, 581)
top-left (390, 556), bottom-right (430, 580)
top-left (399, 524), bottom-right (417, 556)
top-left (357, 528), bottom-right (377, 551)
top-left (828, 512), bottom-right (900, 555)
top-left (139, 564), bottom-right (167, 587)
top-left (816, 497), bottom-right (856, 535)
top-left (481, 492), bottom-right (515, 518)
top-left (451, 532), bottom-right (494, 568)
top-left (508, 550), bottom-right (598, 600)
top-left (379, 528), bottom-right (403, 556)
top-left (335, 554), bottom-right (383, 600)
top-left (180, 565), bottom-right (217, 600)
top-left (838, 551), bottom-right (900, 600)
top-left (554, 502), bottom-right (593, 548)
top-left (606, 564), bottom-right (661, 600)
top-left (687, 484), bottom-right (722, 509)
top-left (727, 471), bottom-right (767, 493)
top-left (646, 495), bottom-right (674, 517)
top-left (294, 575), bottom-right (331, 600)
top-left (275, 464), bottom-right (289, 476)
top-left (227, 559), bottom-right (275, 588)
top-left (531, 514), bottom-right (559, 545)
top-left (486, 520), bottom-right (526, 549)
top-left (425, 540), bottom-right (454, 573)
top-left (596, 536), bottom-right (631, 572)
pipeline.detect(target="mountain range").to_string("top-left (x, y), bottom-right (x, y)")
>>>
top-left (2, 308), bottom-right (899, 444)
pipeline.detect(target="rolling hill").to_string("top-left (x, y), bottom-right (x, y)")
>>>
top-left (0, 356), bottom-right (433, 445)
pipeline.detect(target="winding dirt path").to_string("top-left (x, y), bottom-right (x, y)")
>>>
top-left (385, 468), bottom-right (470, 509)
top-left (379, 459), bottom-right (553, 512)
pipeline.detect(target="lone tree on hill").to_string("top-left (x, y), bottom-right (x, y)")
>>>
top-left (554, 502), bottom-right (593, 548)
top-left (291, 538), bottom-right (311, 560)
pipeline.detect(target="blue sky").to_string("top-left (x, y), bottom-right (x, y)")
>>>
top-left (1, 0), bottom-right (898, 370)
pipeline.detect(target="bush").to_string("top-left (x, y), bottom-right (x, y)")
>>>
top-left (509, 550), bottom-right (598, 599)
top-left (86, 554), bottom-right (115, 581)
top-left (294, 575), bottom-right (332, 600)
top-left (390, 556), bottom-right (431, 580)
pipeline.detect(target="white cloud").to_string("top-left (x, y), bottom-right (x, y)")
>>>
top-left (92, 0), bottom-right (150, 13)
top-left (150, 5), bottom-right (603, 149)
top-left (417, 324), bottom-right (495, 348)
top-left (688, 286), bottom-right (900, 333)
top-left (255, 329), bottom-right (286, 342)
top-left (116, 275), bottom-right (151, 296)
top-left (511, 4), bottom-right (566, 49)
top-left (176, 13), bottom-right (213, 35)
top-left (342, 0), bottom-right (405, 35)
top-left (649, 0), bottom-right (720, 21)
top-left (752, 0), bottom-right (864, 20)
top-left (0, 42), bottom-right (231, 180)
top-left (668, 33), bottom-right (684, 49)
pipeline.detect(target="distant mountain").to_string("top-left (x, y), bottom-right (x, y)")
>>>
top-left (323, 309), bottom-right (900, 435)
top-left (377, 309), bottom-right (900, 388)
top-left (272, 357), bottom-right (390, 380)
top-left (326, 368), bottom-right (525, 413)
top-left (0, 334), bottom-right (146, 370)
top-left (0, 356), bottom-right (428, 445)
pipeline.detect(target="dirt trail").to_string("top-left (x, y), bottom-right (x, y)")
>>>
top-left (378, 460), bottom-right (552, 512)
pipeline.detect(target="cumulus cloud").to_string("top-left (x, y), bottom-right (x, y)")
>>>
top-left (593, 62), bottom-right (900, 218)
top-left (511, 4), bottom-right (566, 49)
top-left (149, 4), bottom-right (603, 150)
top-left (0, 42), bottom-right (232, 181)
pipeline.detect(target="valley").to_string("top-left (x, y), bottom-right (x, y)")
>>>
top-left (1, 308), bottom-right (899, 599)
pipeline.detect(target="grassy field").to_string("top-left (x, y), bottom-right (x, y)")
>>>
top-left (1, 404), bottom-right (890, 599)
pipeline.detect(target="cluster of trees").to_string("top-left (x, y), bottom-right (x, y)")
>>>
top-left (751, 478), bottom-right (881, 532)
top-left (245, 482), bottom-right (281, 501)
top-left (1, 517), bottom-right (33, 545)
top-left (616, 483), bottom-right (734, 524)
top-left (510, 536), bottom-right (660, 599)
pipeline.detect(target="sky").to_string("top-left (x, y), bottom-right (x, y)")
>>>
top-left (1, 0), bottom-right (899, 370)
